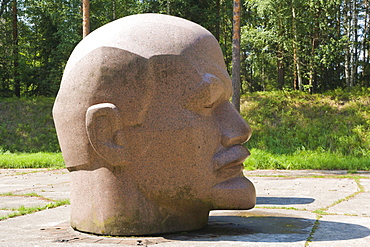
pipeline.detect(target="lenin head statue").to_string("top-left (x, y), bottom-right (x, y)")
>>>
top-left (53, 13), bottom-right (256, 236)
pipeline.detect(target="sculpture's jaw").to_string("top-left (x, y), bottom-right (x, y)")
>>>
top-left (212, 176), bottom-right (256, 210)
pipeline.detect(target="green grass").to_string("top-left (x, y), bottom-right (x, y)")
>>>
top-left (244, 148), bottom-right (370, 171)
top-left (0, 89), bottom-right (369, 170)
top-left (0, 199), bottom-right (70, 221)
top-left (0, 97), bottom-right (60, 153)
top-left (0, 152), bottom-right (64, 169)
top-left (242, 88), bottom-right (370, 156)
top-left (242, 88), bottom-right (369, 170)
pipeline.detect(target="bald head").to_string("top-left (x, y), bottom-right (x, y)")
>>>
top-left (53, 14), bottom-right (228, 168)
top-left (63, 14), bottom-right (221, 74)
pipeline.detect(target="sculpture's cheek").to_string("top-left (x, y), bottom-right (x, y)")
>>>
top-left (124, 116), bottom-right (220, 197)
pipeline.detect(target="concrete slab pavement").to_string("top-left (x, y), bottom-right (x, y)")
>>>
top-left (0, 169), bottom-right (69, 195)
top-left (361, 178), bottom-right (370, 191)
top-left (309, 214), bottom-right (370, 247)
top-left (250, 176), bottom-right (358, 210)
top-left (0, 169), bottom-right (69, 211)
top-left (0, 169), bottom-right (369, 246)
top-left (327, 193), bottom-right (370, 216)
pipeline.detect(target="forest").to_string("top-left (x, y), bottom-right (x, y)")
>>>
top-left (1, 0), bottom-right (369, 97)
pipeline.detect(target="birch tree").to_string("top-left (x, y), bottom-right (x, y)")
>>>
top-left (232, 0), bottom-right (241, 112)
top-left (82, 0), bottom-right (90, 38)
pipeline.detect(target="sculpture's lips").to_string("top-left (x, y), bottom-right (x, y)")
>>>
top-left (212, 145), bottom-right (250, 173)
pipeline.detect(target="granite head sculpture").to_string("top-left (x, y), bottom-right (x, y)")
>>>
top-left (53, 13), bottom-right (256, 236)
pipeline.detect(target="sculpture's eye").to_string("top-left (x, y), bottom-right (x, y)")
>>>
top-left (185, 97), bottom-right (216, 116)
top-left (204, 102), bottom-right (214, 109)
top-left (184, 74), bottom-right (227, 115)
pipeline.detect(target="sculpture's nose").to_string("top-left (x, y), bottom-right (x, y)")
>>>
top-left (217, 102), bottom-right (252, 148)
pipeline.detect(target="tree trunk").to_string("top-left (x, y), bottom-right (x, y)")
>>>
top-left (12, 0), bottom-right (19, 97)
top-left (363, 0), bottom-right (369, 81)
top-left (215, 0), bottom-right (220, 41)
top-left (309, 36), bottom-right (319, 93)
top-left (0, 0), bottom-right (11, 17)
top-left (276, 6), bottom-right (284, 90)
top-left (292, 4), bottom-right (302, 90)
top-left (232, 0), bottom-right (241, 112)
top-left (336, 2), bottom-right (342, 88)
top-left (82, 0), bottom-right (90, 38)
top-left (350, 0), bottom-right (358, 87)
top-left (277, 47), bottom-right (284, 89)
top-left (309, 5), bottom-right (320, 93)
top-left (112, 0), bottom-right (116, 20)
top-left (223, 22), bottom-right (231, 68)
top-left (344, 0), bottom-right (351, 87)
top-left (261, 65), bottom-right (266, 91)
top-left (241, 49), bottom-right (249, 93)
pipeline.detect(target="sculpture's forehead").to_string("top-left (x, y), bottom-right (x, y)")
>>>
top-left (124, 16), bottom-right (209, 57)
top-left (65, 14), bottom-right (218, 75)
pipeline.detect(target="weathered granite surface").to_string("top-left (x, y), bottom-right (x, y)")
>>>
top-left (53, 13), bottom-right (255, 236)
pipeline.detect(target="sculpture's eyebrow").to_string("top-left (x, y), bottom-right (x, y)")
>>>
top-left (187, 73), bottom-right (231, 107)
top-left (210, 65), bottom-right (233, 98)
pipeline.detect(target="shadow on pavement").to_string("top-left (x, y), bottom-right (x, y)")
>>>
top-left (256, 197), bottom-right (315, 205)
top-left (47, 215), bottom-right (370, 244)
top-left (163, 215), bottom-right (370, 243)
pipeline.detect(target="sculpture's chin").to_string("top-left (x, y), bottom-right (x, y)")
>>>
top-left (211, 176), bottom-right (256, 210)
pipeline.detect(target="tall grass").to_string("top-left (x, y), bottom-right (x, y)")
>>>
top-left (0, 152), bottom-right (64, 169)
top-left (241, 88), bottom-right (370, 170)
top-left (0, 97), bottom-right (60, 153)
top-left (244, 148), bottom-right (370, 171)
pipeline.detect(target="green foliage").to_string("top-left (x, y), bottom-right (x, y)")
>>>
top-left (241, 90), bottom-right (370, 156)
top-left (1, 0), bottom-right (234, 97)
top-left (0, 97), bottom-right (60, 153)
top-left (0, 0), bottom-right (83, 97)
top-left (90, 0), bottom-right (141, 30)
top-left (1, 0), bottom-right (369, 96)
top-left (242, 0), bottom-right (368, 92)
top-left (242, 89), bottom-right (369, 170)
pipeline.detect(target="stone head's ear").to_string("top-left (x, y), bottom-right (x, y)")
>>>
top-left (86, 103), bottom-right (128, 166)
